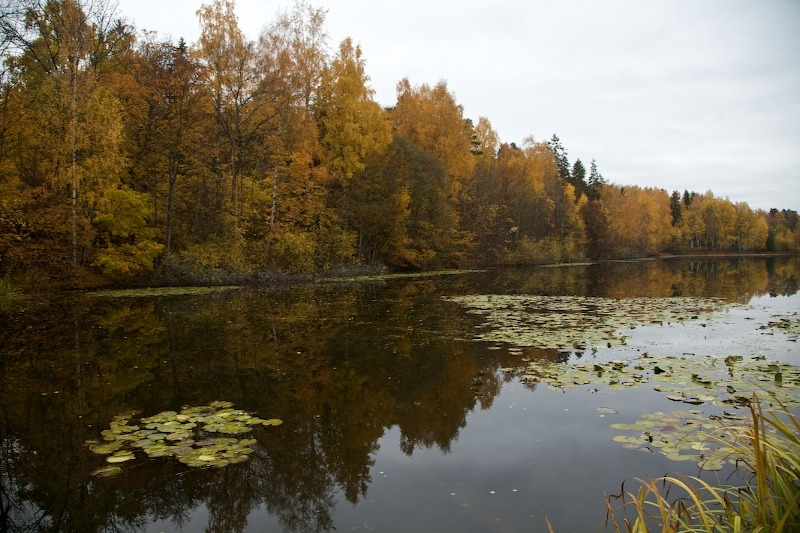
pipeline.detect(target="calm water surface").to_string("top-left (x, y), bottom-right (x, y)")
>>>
top-left (1, 258), bottom-right (798, 532)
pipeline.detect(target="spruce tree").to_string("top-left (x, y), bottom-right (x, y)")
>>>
top-left (587, 159), bottom-right (605, 200)
top-left (570, 159), bottom-right (586, 199)
top-left (670, 190), bottom-right (682, 226)
top-left (548, 134), bottom-right (571, 183)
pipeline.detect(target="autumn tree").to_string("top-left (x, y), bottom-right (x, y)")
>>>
top-left (732, 202), bottom-right (767, 252)
top-left (225, 1), bottom-right (327, 272)
top-left (537, 139), bottom-right (585, 260)
top-left (92, 187), bottom-right (163, 279)
top-left (472, 116), bottom-right (499, 159)
top-left (580, 199), bottom-right (613, 260)
top-left (353, 137), bottom-right (455, 268)
top-left (276, 0), bottom-right (327, 111)
top-left (766, 209), bottom-right (799, 252)
top-left (581, 160), bottom-right (611, 258)
top-left (680, 193), bottom-right (706, 249)
top-left (0, 0), bottom-right (144, 286)
top-left (317, 38), bottom-right (389, 187)
top-left (461, 116), bottom-right (501, 260)
top-left (603, 185), bottom-right (672, 257)
top-left (473, 137), bottom-right (585, 265)
top-left (125, 36), bottom-right (209, 256)
top-left (701, 193), bottom-right (737, 249)
top-left (393, 79), bottom-right (475, 206)
top-left (0, 186), bottom-right (95, 286)
top-left (194, 0), bottom-right (262, 222)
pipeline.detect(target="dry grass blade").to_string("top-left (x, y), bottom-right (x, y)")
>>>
top-left (604, 393), bottom-right (800, 532)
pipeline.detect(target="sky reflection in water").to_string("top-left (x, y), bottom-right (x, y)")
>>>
top-left (0, 257), bottom-right (797, 532)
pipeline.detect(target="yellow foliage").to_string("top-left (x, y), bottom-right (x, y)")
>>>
top-left (272, 231), bottom-right (316, 273)
top-left (393, 79), bottom-right (476, 201)
top-left (92, 188), bottom-right (163, 280)
top-left (734, 202), bottom-right (768, 251)
top-left (473, 117), bottom-right (499, 158)
top-left (94, 240), bottom-right (164, 279)
top-left (603, 185), bottom-right (671, 256)
top-left (677, 193), bottom-right (766, 251)
top-left (774, 226), bottom-right (798, 251)
top-left (182, 233), bottom-right (248, 272)
top-left (318, 38), bottom-right (391, 185)
top-left (502, 236), bottom-right (584, 266)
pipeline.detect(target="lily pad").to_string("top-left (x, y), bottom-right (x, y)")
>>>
top-left (88, 441), bottom-right (124, 454)
top-left (106, 451), bottom-right (135, 463)
top-left (509, 349), bottom-right (800, 470)
top-left (759, 314), bottom-right (800, 341)
top-left (610, 409), bottom-right (738, 470)
top-left (513, 353), bottom-right (800, 408)
top-left (595, 407), bottom-right (618, 415)
top-left (92, 465), bottom-right (122, 477)
top-left (86, 401), bottom-right (282, 476)
top-left (443, 294), bottom-right (736, 351)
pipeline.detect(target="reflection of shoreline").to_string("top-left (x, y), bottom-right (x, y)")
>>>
top-left (0, 257), bottom-right (797, 532)
top-left (489, 256), bottom-right (798, 300)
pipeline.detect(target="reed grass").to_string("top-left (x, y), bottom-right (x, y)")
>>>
top-left (605, 394), bottom-right (800, 532)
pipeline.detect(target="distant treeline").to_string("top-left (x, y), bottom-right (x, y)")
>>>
top-left (1, 0), bottom-right (797, 290)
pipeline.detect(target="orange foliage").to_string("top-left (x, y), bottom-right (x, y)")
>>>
top-left (0, 0), bottom-right (785, 286)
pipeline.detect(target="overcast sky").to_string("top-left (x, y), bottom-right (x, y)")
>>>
top-left (116, 0), bottom-right (800, 212)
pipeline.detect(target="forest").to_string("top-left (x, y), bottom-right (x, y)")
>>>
top-left (1, 0), bottom-right (798, 290)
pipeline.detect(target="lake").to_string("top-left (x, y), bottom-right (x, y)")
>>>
top-left (1, 257), bottom-right (798, 532)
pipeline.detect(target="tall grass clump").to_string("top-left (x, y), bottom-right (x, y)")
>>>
top-left (605, 394), bottom-right (800, 532)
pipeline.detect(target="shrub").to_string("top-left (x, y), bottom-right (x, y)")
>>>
top-left (271, 231), bottom-right (317, 274)
top-left (156, 234), bottom-right (250, 285)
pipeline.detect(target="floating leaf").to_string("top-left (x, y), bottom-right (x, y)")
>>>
top-left (610, 408), bottom-right (741, 469)
top-left (86, 401), bottom-right (282, 475)
top-left (698, 459), bottom-right (726, 471)
top-left (106, 451), bottom-right (135, 463)
top-left (143, 445), bottom-right (172, 458)
top-left (610, 421), bottom-right (654, 431)
top-left (613, 435), bottom-right (644, 444)
top-left (92, 466), bottom-right (122, 477)
top-left (89, 441), bottom-right (124, 454)
top-left (443, 294), bottom-right (737, 350)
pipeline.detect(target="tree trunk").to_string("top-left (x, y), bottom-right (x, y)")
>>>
top-left (166, 155), bottom-right (176, 255)
top-left (71, 53), bottom-right (78, 266)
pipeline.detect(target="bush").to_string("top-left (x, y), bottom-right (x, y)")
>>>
top-left (156, 234), bottom-right (251, 285)
top-left (316, 229), bottom-right (357, 272)
top-left (271, 231), bottom-right (317, 274)
top-left (501, 236), bottom-right (585, 266)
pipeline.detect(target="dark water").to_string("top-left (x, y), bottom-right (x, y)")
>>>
top-left (1, 257), bottom-right (798, 532)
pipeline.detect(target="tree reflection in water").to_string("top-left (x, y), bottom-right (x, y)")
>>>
top-left (0, 257), bottom-right (797, 532)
